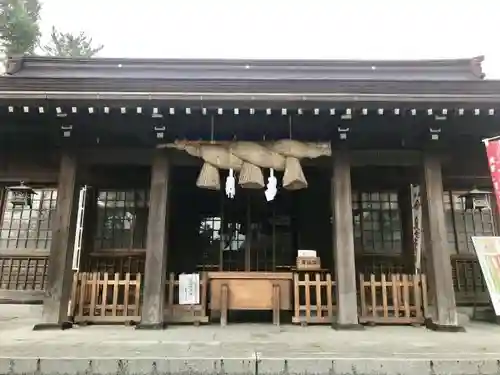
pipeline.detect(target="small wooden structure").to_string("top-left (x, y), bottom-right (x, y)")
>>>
top-left (208, 272), bottom-right (292, 326)
top-left (296, 257), bottom-right (321, 271)
top-left (70, 271), bottom-right (209, 325)
top-left (165, 272), bottom-right (208, 324)
top-left (358, 273), bottom-right (428, 325)
top-left (292, 271), bottom-right (336, 325)
top-left (71, 272), bottom-right (142, 324)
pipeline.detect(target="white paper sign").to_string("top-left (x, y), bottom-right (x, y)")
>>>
top-left (471, 236), bottom-right (500, 315)
top-left (298, 250), bottom-right (317, 257)
top-left (178, 273), bottom-right (200, 305)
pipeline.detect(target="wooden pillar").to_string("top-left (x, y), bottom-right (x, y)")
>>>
top-left (34, 153), bottom-right (79, 330)
top-left (421, 152), bottom-right (463, 331)
top-left (137, 150), bottom-right (170, 329)
top-left (331, 151), bottom-right (362, 329)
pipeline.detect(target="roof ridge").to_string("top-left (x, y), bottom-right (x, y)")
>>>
top-left (5, 55), bottom-right (485, 81)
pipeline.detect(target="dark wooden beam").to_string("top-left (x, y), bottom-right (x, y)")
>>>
top-left (33, 153), bottom-right (79, 330)
top-left (331, 151), bottom-right (362, 330)
top-left (421, 152), bottom-right (463, 331)
top-left (78, 149), bottom-right (154, 166)
top-left (350, 150), bottom-right (422, 166)
top-left (137, 150), bottom-right (170, 329)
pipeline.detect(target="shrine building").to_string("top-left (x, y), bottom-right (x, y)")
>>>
top-left (0, 55), bottom-right (498, 330)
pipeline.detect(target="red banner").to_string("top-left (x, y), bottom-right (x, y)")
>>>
top-left (485, 139), bottom-right (500, 214)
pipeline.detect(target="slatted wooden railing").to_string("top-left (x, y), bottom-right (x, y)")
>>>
top-left (70, 271), bottom-right (209, 325)
top-left (164, 272), bottom-right (208, 324)
top-left (359, 273), bottom-right (427, 325)
top-left (292, 272), bottom-right (336, 325)
top-left (70, 272), bottom-right (142, 324)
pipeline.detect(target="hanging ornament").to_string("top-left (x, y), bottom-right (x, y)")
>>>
top-left (225, 168), bottom-right (236, 199)
top-left (282, 157), bottom-right (307, 190)
top-left (197, 162), bottom-right (220, 190)
top-left (265, 168), bottom-right (278, 202)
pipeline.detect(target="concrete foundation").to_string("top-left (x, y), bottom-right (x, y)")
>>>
top-left (3, 357), bottom-right (500, 375)
top-left (3, 305), bottom-right (500, 375)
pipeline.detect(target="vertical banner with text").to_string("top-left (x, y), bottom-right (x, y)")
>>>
top-left (485, 139), bottom-right (500, 215)
top-left (410, 184), bottom-right (423, 273)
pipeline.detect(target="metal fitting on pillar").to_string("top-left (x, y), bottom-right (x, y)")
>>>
top-left (429, 127), bottom-right (441, 141)
top-left (154, 125), bottom-right (166, 139)
top-left (61, 125), bottom-right (72, 138)
top-left (338, 127), bottom-right (350, 140)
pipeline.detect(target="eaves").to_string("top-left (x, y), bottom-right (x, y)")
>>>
top-left (0, 78), bottom-right (499, 103)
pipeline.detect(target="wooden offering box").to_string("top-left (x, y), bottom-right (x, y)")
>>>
top-left (208, 272), bottom-right (293, 326)
top-left (296, 256), bottom-right (321, 270)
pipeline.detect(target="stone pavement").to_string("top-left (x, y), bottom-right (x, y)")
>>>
top-left (2, 305), bottom-right (500, 374)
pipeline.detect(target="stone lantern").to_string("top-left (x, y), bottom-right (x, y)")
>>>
top-left (6, 181), bottom-right (37, 208)
top-left (459, 188), bottom-right (491, 211)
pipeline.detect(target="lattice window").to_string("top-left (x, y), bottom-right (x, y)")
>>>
top-left (444, 190), bottom-right (496, 254)
top-left (94, 189), bottom-right (149, 250)
top-left (198, 216), bottom-right (223, 268)
top-left (221, 196), bottom-right (248, 271)
top-left (199, 216), bottom-right (222, 246)
top-left (0, 256), bottom-right (48, 290)
top-left (0, 189), bottom-right (57, 250)
top-left (352, 191), bottom-right (402, 254)
top-left (221, 220), bottom-right (247, 252)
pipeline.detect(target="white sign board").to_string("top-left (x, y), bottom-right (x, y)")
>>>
top-left (298, 250), bottom-right (317, 257)
top-left (178, 273), bottom-right (200, 305)
top-left (471, 236), bottom-right (500, 315)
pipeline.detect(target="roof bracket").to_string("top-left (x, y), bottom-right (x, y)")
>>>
top-left (154, 125), bottom-right (166, 139)
top-left (429, 127), bottom-right (441, 141)
top-left (338, 127), bottom-right (350, 140)
top-left (60, 125), bottom-right (73, 138)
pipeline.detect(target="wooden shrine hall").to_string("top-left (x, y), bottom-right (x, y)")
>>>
top-left (0, 55), bottom-right (499, 331)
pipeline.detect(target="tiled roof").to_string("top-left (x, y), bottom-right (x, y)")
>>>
top-left (5, 55), bottom-right (485, 81)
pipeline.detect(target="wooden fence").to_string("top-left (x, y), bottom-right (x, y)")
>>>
top-left (292, 272), bottom-right (336, 325)
top-left (70, 272), bottom-right (209, 325)
top-left (359, 273), bottom-right (428, 325)
top-left (70, 272), bottom-right (142, 324)
top-left (4, 251), bottom-right (482, 308)
top-left (165, 272), bottom-right (208, 324)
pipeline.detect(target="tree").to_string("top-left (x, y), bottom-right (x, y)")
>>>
top-left (42, 26), bottom-right (103, 58)
top-left (0, 0), bottom-right (41, 56)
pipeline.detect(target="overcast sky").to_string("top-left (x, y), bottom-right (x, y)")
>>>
top-left (40, 0), bottom-right (500, 78)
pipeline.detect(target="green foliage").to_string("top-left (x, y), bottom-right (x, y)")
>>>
top-left (0, 0), bottom-right (41, 56)
top-left (42, 26), bottom-right (103, 58)
top-left (0, 0), bottom-right (104, 59)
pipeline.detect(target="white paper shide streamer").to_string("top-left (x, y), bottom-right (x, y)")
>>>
top-left (225, 168), bottom-right (236, 199)
top-left (265, 168), bottom-right (278, 201)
